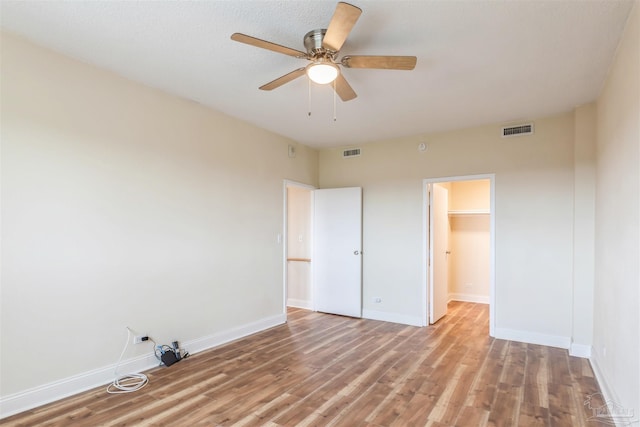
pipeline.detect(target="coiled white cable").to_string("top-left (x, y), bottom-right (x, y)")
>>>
top-left (106, 327), bottom-right (149, 394)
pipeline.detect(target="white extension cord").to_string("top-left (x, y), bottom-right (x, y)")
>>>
top-left (106, 327), bottom-right (149, 394)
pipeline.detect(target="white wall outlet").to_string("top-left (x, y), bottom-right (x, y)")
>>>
top-left (133, 335), bottom-right (148, 345)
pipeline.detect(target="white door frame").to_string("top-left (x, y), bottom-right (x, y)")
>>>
top-left (422, 174), bottom-right (496, 336)
top-left (283, 180), bottom-right (316, 318)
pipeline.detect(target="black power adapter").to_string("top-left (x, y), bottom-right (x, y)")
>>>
top-left (159, 340), bottom-right (184, 367)
top-left (161, 350), bottom-right (179, 367)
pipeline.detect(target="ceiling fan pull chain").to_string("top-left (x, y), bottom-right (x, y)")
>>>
top-left (333, 80), bottom-right (337, 122)
top-left (308, 79), bottom-right (312, 117)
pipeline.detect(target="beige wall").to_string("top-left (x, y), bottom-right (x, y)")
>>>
top-left (0, 32), bottom-right (318, 401)
top-left (320, 113), bottom-right (576, 340)
top-left (2, 2), bottom-right (638, 417)
top-left (593, 2), bottom-right (639, 417)
top-left (449, 180), bottom-right (490, 211)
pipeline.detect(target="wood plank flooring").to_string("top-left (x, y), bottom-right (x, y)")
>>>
top-left (1, 302), bottom-right (609, 426)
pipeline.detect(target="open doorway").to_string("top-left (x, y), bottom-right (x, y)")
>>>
top-left (283, 182), bottom-right (363, 320)
top-left (284, 181), bottom-right (314, 312)
top-left (423, 175), bottom-right (495, 336)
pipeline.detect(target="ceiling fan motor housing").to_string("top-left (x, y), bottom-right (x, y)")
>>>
top-left (304, 29), bottom-right (334, 58)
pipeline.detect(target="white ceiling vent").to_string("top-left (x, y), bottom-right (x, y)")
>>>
top-left (342, 148), bottom-right (361, 158)
top-left (502, 123), bottom-right (534, 137)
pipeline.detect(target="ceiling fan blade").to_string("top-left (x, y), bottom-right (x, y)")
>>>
top-left (322, 2), bottom-right (362, 52)
top-left (231, 33), bottom-right (307, 58)
top-left (341, 55), bottom-right (417, 70)
top-left (334, 73), bottom-right (357, 101)
top-left (259, 68), bottom-right (307, 91)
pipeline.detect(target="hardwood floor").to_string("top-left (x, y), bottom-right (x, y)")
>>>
top-left (1, 302), bottom-right (609, 426)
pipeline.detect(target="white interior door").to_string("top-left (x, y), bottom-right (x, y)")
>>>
top-left (314, 187), bottom-right (362, 318)
top-left (430, 183), bottom-right (449, 324)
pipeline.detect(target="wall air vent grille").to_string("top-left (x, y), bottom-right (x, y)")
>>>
top-left (342, 148), bottom-right (361, 158)
top-left (502, 123), bottom-right (534, 137)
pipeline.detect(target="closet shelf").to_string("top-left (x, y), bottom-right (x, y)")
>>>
top-left (448, 209), bottom-right (490, 216)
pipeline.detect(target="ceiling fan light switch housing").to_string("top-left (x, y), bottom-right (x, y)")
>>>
top-left (306, 62), bottom-right (339, 84)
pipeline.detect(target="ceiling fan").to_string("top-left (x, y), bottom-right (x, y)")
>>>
top-left (231, 2), bottom-right (417, 102)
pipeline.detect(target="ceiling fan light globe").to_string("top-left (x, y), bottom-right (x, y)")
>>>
top-left (306, 62), bottom-right (339, 84)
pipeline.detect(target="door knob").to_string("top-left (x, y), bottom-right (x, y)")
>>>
top-left (354, 250), bottom-right (360, 255)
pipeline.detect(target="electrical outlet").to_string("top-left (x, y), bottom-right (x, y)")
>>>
top-left (133, 335), bottom-right (148, 345)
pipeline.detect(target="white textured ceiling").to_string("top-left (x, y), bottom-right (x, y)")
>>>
top-left (1, 0), bottom-right (635, 148)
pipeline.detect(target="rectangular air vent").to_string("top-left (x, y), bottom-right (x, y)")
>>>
top-left (342, 148), bottom-right (361, 158)
top-left (502, 123), bottom-right (534, 137)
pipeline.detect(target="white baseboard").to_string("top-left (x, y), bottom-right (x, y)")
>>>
top-left (569, 342), bottom-right (592, 358)
top-left (493, 327), bottom-right (571, 349)
top-left (362, 309), bottom-right (422, 326)
top-left (286, 298), bottom-right (312, 310)
top-left (588, 353), bottom-right (638, 426)
top-left (448, 293), bottom-right (490, 304)
top-left (0, 351), bottom-right (159, 419)
top-left (0, 313), bottom-right (286, 419)
top-left (182, 313), bottom-right (286, 355)
top-left (590, 353), bottom-right (616, 403)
